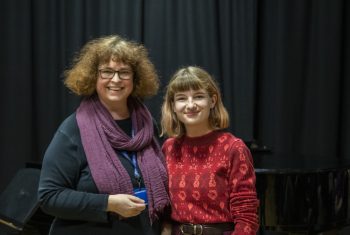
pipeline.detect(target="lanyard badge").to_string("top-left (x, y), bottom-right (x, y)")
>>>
top-left (118, 151), bottom-right (148, 205)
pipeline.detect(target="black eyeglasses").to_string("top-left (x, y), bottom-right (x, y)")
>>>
top-left (98, 69), bottom-right (133, 80)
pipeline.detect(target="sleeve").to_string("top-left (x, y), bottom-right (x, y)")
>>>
top-left (228, 140), bottom-right (259, 235)
top-left (38, 128), bottom-right (109, 222)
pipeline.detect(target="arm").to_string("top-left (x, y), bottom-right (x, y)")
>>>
top-left (107, 194), bottom-right (146, 218)
top-left (38, 128), bottom-right (109, 222)
top-left (228, 141), bottom-right (259, 235)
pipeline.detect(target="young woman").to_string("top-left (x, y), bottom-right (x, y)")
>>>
top-left (38, 35), bottom-right (170, 235)
top-left (161, 66), bottom-right (259, 235)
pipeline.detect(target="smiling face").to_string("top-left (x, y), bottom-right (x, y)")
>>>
top-left (96, 59), bottom-right (134, 114)
top-left (173, 89), bottom-right (217, 137)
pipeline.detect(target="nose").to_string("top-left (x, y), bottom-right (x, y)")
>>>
top-left (110, 72), bottom-right (121, 82)
top-left (186, 98), bottom-right (196, 109)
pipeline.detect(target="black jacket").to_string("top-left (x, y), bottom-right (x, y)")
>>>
top-left (38, 113), bottom-right (161, 235)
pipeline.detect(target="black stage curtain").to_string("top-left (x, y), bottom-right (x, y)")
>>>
top-left (0, 0), bottom-right (349, 191)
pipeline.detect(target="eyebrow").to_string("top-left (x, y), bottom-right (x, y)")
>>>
top-left (193, 91), bottom-right (207, 95)
top-left (99, 65), bottom-right (132, 70)
top-left (174, 91), bottom-right (207, 97)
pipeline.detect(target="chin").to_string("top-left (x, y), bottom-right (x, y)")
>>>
top-left (183, 121), bottom-right (203, 126)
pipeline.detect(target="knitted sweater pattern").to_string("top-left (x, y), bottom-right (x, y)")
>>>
top-left (162, 131), bottom-right (259, 235)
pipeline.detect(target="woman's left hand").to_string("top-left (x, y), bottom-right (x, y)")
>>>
top-left (161, 222), bottom-right (172, 235)
top-left (106, 194), bottom-right (146, 218)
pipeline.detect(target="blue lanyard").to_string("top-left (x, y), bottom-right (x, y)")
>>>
top-left (118, 129), bottom-right (141, 181)
top-left (118, 150), bottom-right (140, 180)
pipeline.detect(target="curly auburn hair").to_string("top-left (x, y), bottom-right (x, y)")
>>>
top-left (64, 35), bottom-right (159, 98)
top-left (161, 66), bottom-right (229, 138)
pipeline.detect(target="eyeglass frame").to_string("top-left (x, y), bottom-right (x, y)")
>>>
top-left (98, 68), bottom-right (134, 80)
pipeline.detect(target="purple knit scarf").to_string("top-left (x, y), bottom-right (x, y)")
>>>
top-left (76, 95), bottom-right (169, 221)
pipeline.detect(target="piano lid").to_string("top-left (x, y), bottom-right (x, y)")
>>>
top-left (254, 152), bottom-right (350, 233)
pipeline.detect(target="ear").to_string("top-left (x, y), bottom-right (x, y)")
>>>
top-left (210, 94), bottom-right (217, 108)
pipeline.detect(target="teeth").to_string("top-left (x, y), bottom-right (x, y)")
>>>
top-left (108, 87), bottom-right (122, 91)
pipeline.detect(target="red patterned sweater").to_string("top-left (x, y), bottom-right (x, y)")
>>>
top-left (162, 131), bottom-right (259, 235)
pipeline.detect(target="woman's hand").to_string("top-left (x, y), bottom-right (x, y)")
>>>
top-left (107, 194), bottom-right (146, 218)
top-left (161, 222), bottom-right (172, 235)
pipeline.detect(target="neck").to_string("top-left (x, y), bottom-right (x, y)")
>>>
top-left (185, 125), bottom-right (213, 137)
top-left (109, 108), bottom-right (130, 120)
top-left (100, 100), bottom-right (130, 120)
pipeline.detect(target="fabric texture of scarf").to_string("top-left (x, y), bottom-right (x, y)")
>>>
top-left (76, 95), bottom-right (169, 222)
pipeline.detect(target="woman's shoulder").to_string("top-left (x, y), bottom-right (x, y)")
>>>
top-left (56, 112), bottom-right (81, 142)
top-left (216, 131), bottom-right (247, 147)
top-left (161, 137), bottom-right (182, 156)
top-left (162, 136), bottom-right (183, 150)
top-left (58, 113), bottom-right (79, 132)
top-left (162, 137), bottom-right (177, 147)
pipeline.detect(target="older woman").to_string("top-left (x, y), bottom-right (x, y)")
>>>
top-left (38, 35), bottom-right (170, 235)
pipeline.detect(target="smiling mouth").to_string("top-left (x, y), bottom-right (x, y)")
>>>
top-left (108, 87), bottom-right (122, 91)
top-left (185, 112), bottom-right (199, 116)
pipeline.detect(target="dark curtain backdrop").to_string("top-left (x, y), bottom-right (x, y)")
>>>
top-left (0, 0), bottom-right (349, 192)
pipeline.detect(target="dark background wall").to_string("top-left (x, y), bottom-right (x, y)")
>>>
top-left (0, 0), bottom-right (349, 193)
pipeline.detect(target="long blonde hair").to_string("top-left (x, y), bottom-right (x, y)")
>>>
top-left (161, 66), bottom-right (229, 138)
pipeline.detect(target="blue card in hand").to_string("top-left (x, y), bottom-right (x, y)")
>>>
top-left (133, 188), bottom-right (148, 205)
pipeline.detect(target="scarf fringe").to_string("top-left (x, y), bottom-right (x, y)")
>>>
top-left (149, 199), bottom-right (170, 224)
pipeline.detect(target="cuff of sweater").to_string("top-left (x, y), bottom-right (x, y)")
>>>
top-left (232, 222), bottom-right (258, 235)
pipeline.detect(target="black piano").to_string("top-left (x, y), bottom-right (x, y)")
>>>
top-left (0, 164), bottom-right (52, 235)
top-left (252, 149), bottom-right (350, 234)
